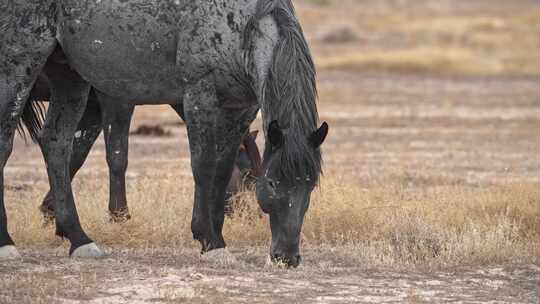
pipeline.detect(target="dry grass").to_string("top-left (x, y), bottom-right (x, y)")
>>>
top-left (315, 47), bottom-right (503, 76)
top-left (5, 168), bottom-right (540, 269)
top-left (308, 175), bottom-right (540, 267)
top-left (299, 1), bottom-right (540, 76)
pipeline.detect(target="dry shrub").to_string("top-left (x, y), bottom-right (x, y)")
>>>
top-left (130, 125), bottom-right (172, 137)
top-left (304, 176), bottom-right (540, 267)
top-left (5, 169), bottom-right (540, 268)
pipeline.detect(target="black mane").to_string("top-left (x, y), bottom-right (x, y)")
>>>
top-left (244, 0), bottom-right (322, 182)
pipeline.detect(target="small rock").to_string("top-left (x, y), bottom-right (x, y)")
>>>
top-left (0, 245), bottom-right (21, 260)
top-left (130, 125), bottom-right (172, 137)
top-left (71, 243), bottom-right (104, 259)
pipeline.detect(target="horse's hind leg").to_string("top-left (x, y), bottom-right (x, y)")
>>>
top-left (0, 89), bottom-right (29, 259)
top-left (0, 37), bottom-right (56, 259)
top-left (39, 60), bottom-right (102, 258)
top-left (0, 84), bottom-right (32, 259)
top-left (40, 92), bottom-right (102, 222)
top-left (97, 93), bottom-right (134, 222)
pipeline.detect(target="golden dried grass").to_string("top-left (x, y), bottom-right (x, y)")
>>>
top-left (5, 169), bottom-right (540, 268)
top-left (301, 3), bottom-right (540, 76)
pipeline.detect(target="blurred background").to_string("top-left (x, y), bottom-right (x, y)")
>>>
top-left (294, 0), bottom-right (540, 184)
top-left (307, 0), bottom-right (540, 77)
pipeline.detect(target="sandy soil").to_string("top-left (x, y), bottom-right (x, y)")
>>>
top-left (2, 248), bottom-right (540, 304)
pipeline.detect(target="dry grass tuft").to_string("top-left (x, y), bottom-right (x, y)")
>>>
top-left (306, 175), bottom-right (540, 267)
top-left (5, 169), bottom-right (540, 268)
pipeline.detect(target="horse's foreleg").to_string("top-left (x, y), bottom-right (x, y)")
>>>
top-left (98, 94), bottom-right (134, 222)
top-left (184, 77), bottom-right (224, 252)
top-left (212, 106), bottom-right (259, 232)
top-left (39, 60), bottom-right (102, 258)
top-left (40, 93), bottom-right (102, 221)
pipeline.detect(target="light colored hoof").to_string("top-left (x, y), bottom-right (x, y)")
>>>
top-left (201, 248), bottom-right (239, 266)
top-left (0, 245), bottom-right (21, 260)
top-left (71, 243), bottom-right (104, 259)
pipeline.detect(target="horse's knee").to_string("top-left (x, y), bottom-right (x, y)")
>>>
top-left (38, 129), bottom-right (72, 163)
top-left (192, 167), bottom-right (215, 188)
top-left (106, 150), bottom-right (128, 176)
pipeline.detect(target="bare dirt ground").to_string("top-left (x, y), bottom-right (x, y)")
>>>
top-left (2, 1), bottom-right (540, 303)
top-left (2, 248), bottom-right (540, 303)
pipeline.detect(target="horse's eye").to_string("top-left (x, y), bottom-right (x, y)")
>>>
top-left (268, 180), bottom-right (277, 189)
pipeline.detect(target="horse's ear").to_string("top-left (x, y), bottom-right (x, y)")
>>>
top-left (309, 122), bottom-right (329, 148)
top-left (248, 130), bottom-right (259, 140)
top-left (268, 121), bottom-right (284, 148)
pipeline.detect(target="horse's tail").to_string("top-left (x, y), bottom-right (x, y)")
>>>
top-left (244, 0), bottom-right (322, 181)
top-left (17, 90), bottom-right (47, 144)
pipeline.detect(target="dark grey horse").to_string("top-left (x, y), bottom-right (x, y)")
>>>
top-left (26, 75), bottom-right (262, 222)
top-left (0, 0), bottom-right (328, 267)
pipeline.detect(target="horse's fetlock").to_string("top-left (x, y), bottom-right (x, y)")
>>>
top-left (191, 218), bottom-right (209, 238)
top-left (55, 222), bottom-right (66, 239)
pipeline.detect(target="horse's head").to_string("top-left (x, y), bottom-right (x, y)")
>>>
top-left (237, 130), bottom-right (262, 180)
top-left (227, 131), bottom-right (262, 197)
top-left (256, 121), bottom-right (328, 267)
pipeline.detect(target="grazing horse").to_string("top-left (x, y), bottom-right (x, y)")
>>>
top-left (25, 75), bottom-right (262, 222)
top-left (0, 0), bottom-right (328, 267)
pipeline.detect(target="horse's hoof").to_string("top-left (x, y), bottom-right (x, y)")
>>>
top-left (41, 215), bottom-right (55, 227)
top-left (109, 211), bottom-right (131, 223)
top-left (0, 245), bottom-right (21, 260)
top-left (39, 206), bottom-right (55, 227)
top-left (71, 243), bottom-right (104, 259)
top-left (201, 248), bottom-right (238, 266)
